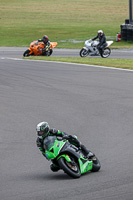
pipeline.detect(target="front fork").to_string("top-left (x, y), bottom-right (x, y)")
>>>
top-left (57, 154), bottom-right (71, 162)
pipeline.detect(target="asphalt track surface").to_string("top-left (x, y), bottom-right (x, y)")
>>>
top-left (0, 48), bottom-right (133, 200)
top-left (0, 47), bottom-right (133, 59)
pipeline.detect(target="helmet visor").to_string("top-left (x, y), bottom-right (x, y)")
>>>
top-left (98, 32), bottom-right (103, 36)
top-left (37, 131), bottom-right (44, 136)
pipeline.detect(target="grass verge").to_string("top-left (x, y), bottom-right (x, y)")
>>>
top-left (1, 0), bottom-right (133, 49)
top-left (24, 56), bottom-right (133, 70)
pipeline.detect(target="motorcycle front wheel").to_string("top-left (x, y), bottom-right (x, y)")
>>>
top-left (58, 157), bottom-right (81, 178)
top-left (101, 47), bottom-right (111, 58)
top-left (23, 49), bottom-right (31, 57)
top-left (80, 48), bottom-right (89, 57)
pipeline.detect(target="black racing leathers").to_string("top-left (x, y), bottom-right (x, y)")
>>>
top-left (92, 33), bottom-right (106, 46)
top-left (36, 129), bottom-right (67, 156)
top-left (36, 129), bottom-right (90, 157)
top-left (38, 39), bottom-right (50, 48)
top-left (36, 129), bottom-right (91, 171)
top-left (92, 33), bottom-right (107, 54)
top-left (37, 39), bottom-right (50, 55)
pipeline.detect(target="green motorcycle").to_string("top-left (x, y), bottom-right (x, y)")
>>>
top-left (43, 135), bottom-right (101, 178)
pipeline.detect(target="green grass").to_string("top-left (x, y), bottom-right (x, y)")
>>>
top-left (0, 0), bottom-right (132, 48)
top-left (24, 57), bottom-right (133, 70)
top-left (1, 0), bottom-right (133, 70)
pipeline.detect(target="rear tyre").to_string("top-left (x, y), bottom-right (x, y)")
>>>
top-left (58, 157), bottom-right (81, 178)
top-left (91, 156), bottom-right (101, 172)
top-left (49, 49), bottom-right (53, 56)
top-left (23, 49), bottom-right (31, 57)
top-left (80, 48), bottom-right (89, 57)
top-left (101, 47), bottom-right (111, 58)
top-left (44, 49), bottom-right (53, 56)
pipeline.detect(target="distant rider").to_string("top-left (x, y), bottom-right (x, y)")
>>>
top-left (36, 121), bottom-right (94, 172)
top-left (38, 35), bottom-right (50, 55)
top-left (92, 30), bottom-right (107, 55)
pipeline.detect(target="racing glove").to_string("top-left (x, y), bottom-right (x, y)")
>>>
top-left (36, 137), bottom-right (43, 148)
top-left (62, 135), bottom-right (70, 140)
top-left (38, 39), bottom-right (42, 42)
top-left (62, 135), bottom-right (81, 147)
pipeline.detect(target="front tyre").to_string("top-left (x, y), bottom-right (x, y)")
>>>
top-left (23, 49), bottom-right (31, 57)
top-left (101, 47), bottom-right (111, 58)
top-left (80, 48), bottom-right (89, 57)
top-left (58, 157), bottom-right (81, 178)
top-left (91, 156), bottom-right (101, 172)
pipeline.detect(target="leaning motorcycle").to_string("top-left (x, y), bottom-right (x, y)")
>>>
top-left (80, 39), bottom-right (113, 58)
top-left (41, 135), bottom-right (101, 178)
top-left (23, 40), bottom-right (57, 57)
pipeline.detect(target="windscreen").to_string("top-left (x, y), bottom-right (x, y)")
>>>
top-left (43, 136), bottom-right (56, 150)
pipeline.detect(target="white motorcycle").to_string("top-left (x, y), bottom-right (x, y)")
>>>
top-left (80, 39), bottom-right (113, 58)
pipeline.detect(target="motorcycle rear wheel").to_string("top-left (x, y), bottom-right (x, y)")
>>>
top-left (91, 156), bottom-right (101, 172)
top-left (23, 49), bottom-right (31, 57)
top-left (48, 49), bottom-right (53, 56)
top-left (43, 49), bottom-right (53, 56)
top-left (101, 47), bottom-right (111, 58)
top-left (58, 157), bottom-right (81, 178)
top-left (80, 48), bottom-right (89, 57)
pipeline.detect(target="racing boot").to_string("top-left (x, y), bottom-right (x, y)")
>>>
top-left (80, 144), bottom-right (95, 159)
top-left (50, 163), bottom-right (60, 172)
top-left (86, 151), bottom-right (95, 159)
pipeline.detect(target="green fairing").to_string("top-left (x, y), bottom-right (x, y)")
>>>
top-left (41, 136), bottom-right (95, 176)
top-left (78, 155), bottom-right (93, 174)
top-left (45, 139), bottom-right (65, 160)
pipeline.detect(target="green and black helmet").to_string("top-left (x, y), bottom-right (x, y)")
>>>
top-left (36, 121), bottom-right (50, 139)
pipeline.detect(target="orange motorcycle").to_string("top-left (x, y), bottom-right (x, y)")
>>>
top-left (23, 40), bottom-right (57, 57)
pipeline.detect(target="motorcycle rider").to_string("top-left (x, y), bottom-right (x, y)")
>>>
top-left (36, 121), bottom-right (94, 172)
top-left (92, 30), bottom-right (107, 55)
top-left (38, 35), bottom-right (50, 55)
